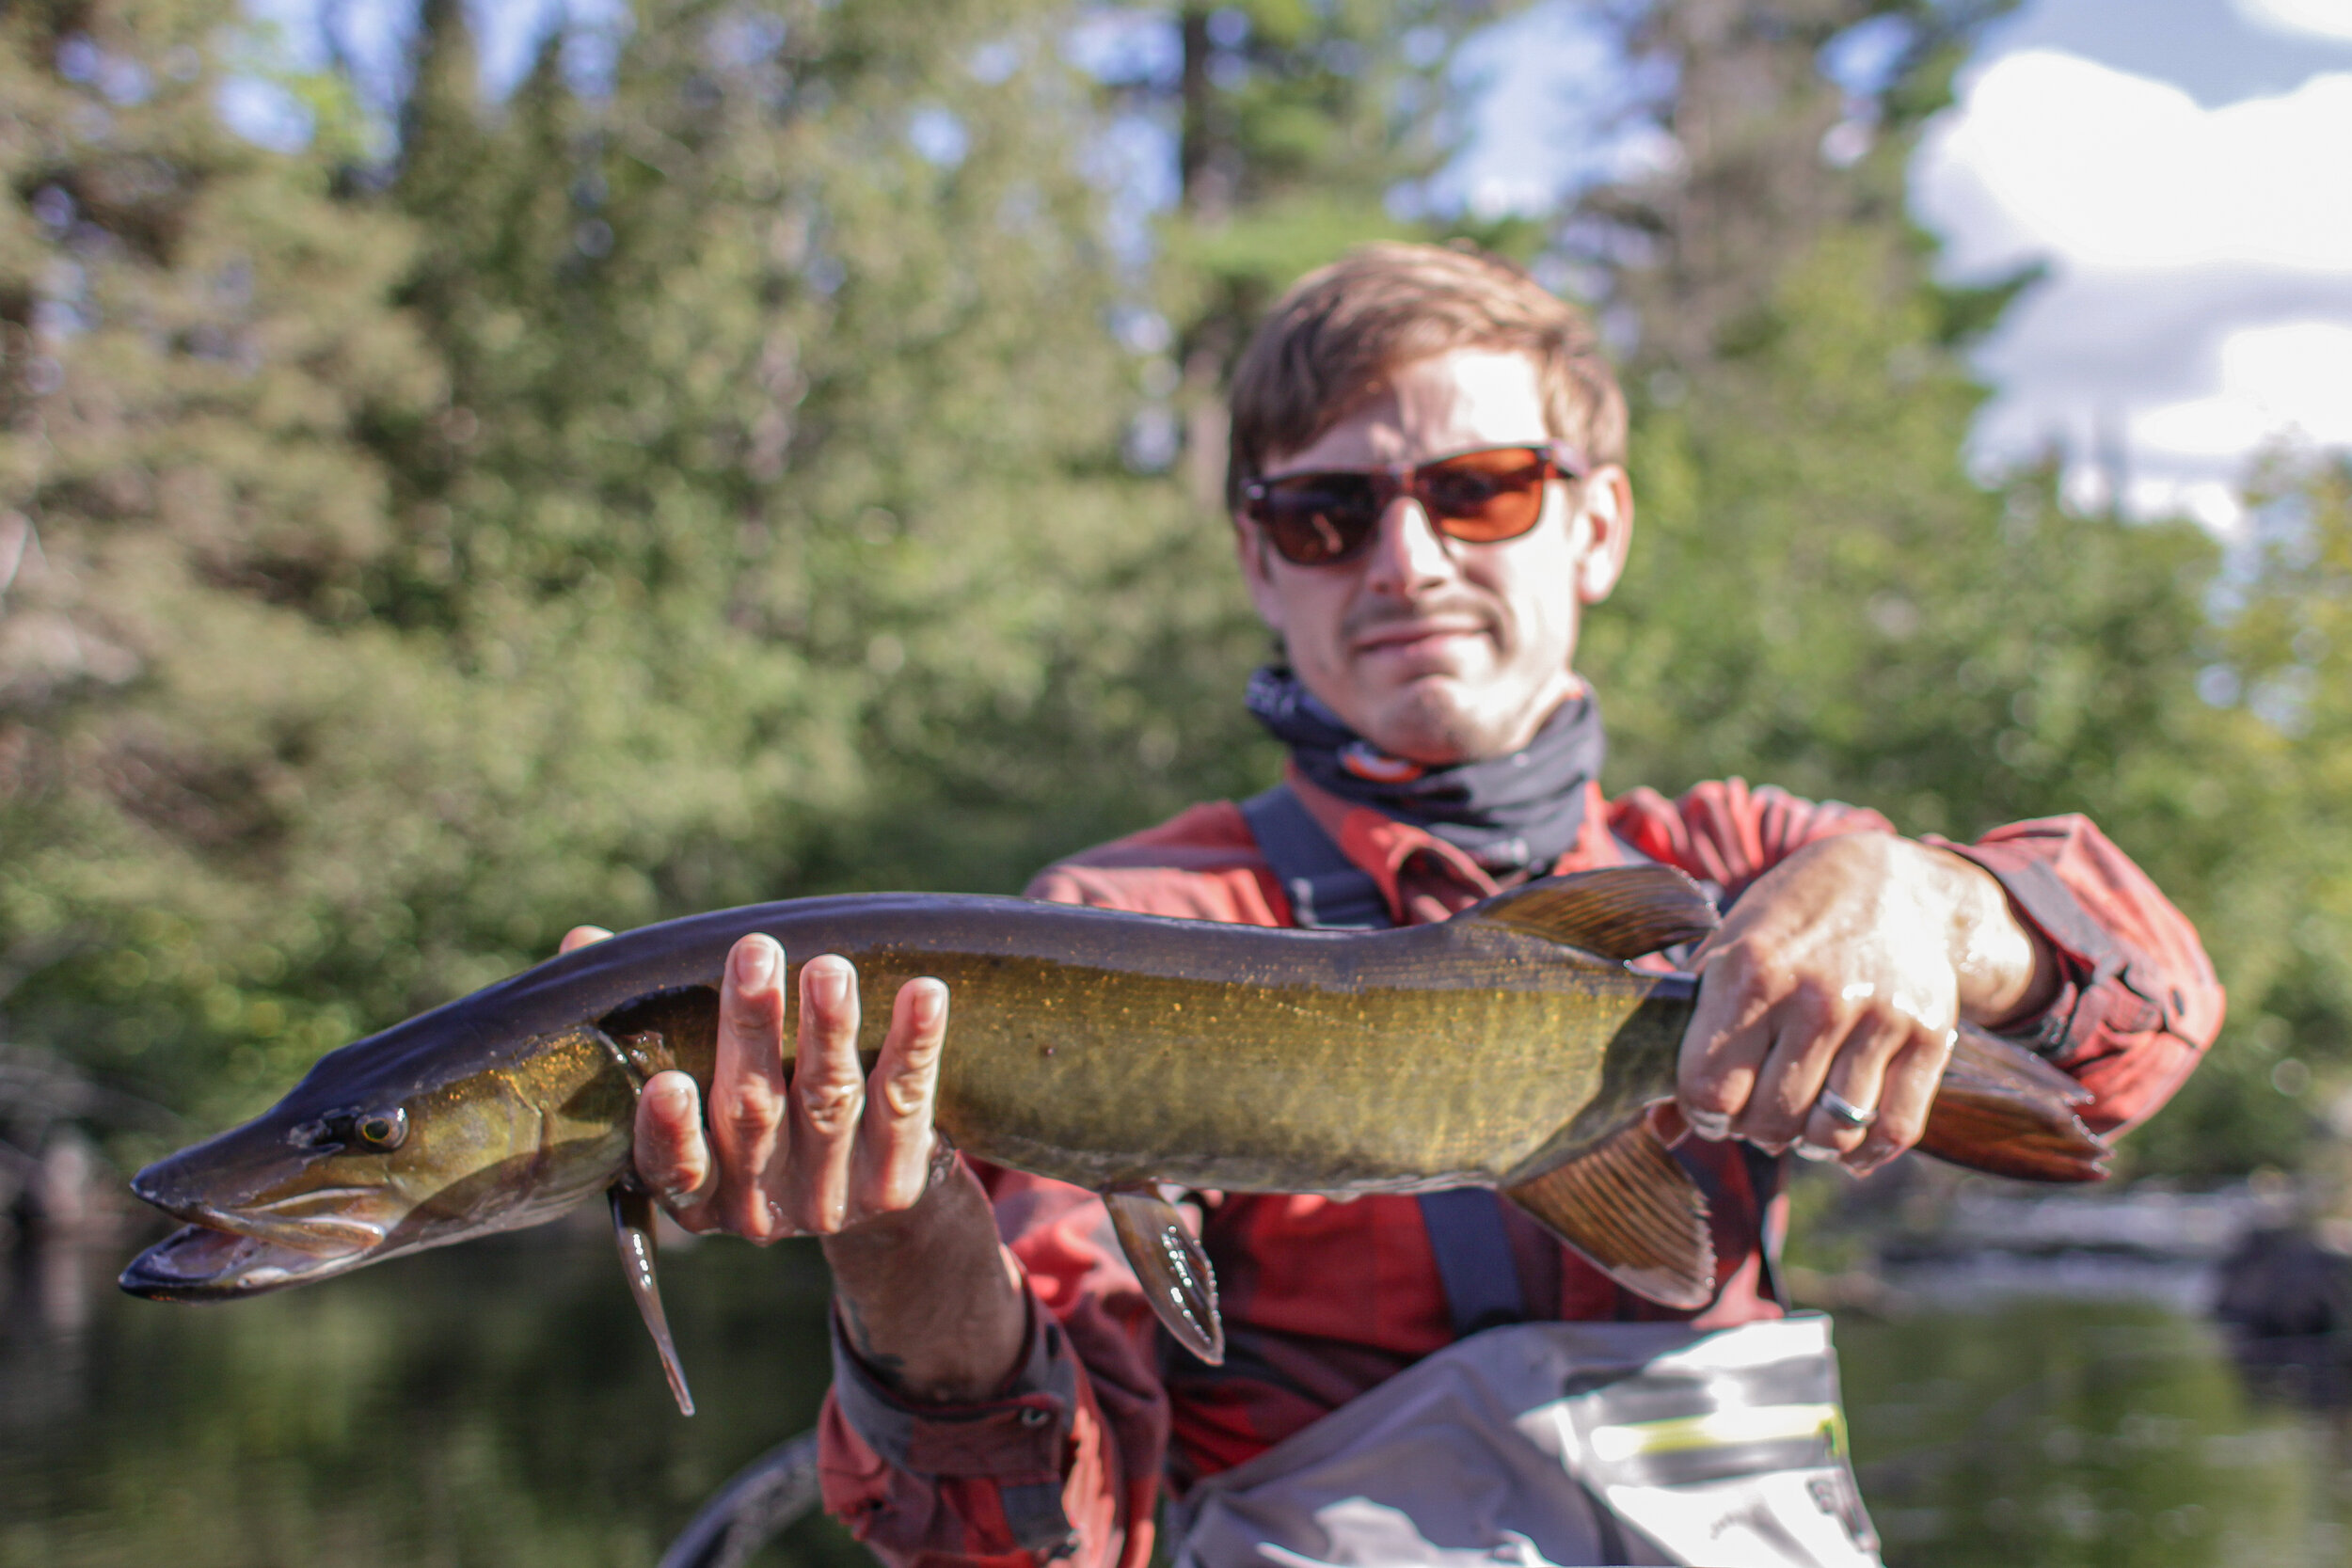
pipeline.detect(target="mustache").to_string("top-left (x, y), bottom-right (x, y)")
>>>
top-left (1343, 594), bottom-right (1502, 644)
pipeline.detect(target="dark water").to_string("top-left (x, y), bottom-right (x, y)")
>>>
top-left (1840, 1297), bottom-right (2350, 1566)
top-left (0, 1220), bottom-right (866, 1568)
top-left (5, 1223), bottom-right (2349, 1565)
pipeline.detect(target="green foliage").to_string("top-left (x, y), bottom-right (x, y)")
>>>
top-left (0, 0), bottom-right (2342, 1186)
top-left (0, 0), bottom-right (1279, 1133)
top-left (1, 0), bottom-right (448, 1118)
top-left (1127, 0), bottom-right (1524, 501)
top-left (1566, 0), bottom-right (2335, 1177)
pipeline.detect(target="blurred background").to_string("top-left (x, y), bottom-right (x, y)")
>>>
top-left (5, 0), bottom-right (2352, 1562)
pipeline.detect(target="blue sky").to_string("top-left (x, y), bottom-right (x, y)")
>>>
top-left (1457, 0), bottom-right (2352, 528)
top-left (249, 0), bottom-right (2352, 527)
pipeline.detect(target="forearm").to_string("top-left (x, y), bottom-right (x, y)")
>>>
top-left (823, 1157), bottom-right (1028, 1404)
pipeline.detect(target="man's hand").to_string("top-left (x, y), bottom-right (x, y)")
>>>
top-left (556, 926), bottom-right (1025, 1402)
top-left (561, 927), bottom-right (950, 1238)
top-left (1674, 833), bottom-right (2057, 1176)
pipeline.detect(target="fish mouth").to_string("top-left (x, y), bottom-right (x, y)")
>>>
top-left (131, 1158), bottom-right (393, 1256)
top-left (119, 1223), bottom-right (376, 1300)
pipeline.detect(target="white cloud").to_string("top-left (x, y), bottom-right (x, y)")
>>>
top-left (2134, 321), bottom-right (2352, 454)
top-left (1914, 46), bottom-right (2352, 525)
top-left (1917, 49), bottom-right (2352, 274)
top-left (2235, 0), bottom-right (2352, 43)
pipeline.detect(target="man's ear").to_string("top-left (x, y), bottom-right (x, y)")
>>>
top-left (1232, 516), bottom-right (1289, 636)
top-left (1569, 465), bottom-right (1634, 606)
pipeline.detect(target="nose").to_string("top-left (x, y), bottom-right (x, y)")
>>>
top-left (1359, 495), bottom-right (1457, 595)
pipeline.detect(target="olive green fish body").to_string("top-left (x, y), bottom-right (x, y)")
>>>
top-left (120, 869), bottom-right (2107, 1407)
top-left (891, 919), bottom-right (1685, 1193)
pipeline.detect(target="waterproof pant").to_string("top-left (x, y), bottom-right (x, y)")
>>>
top-left (1167, 1315), bottom-right (1883, 1568)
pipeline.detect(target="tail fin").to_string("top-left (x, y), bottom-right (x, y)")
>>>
top-left (1916, 1024), bottom-right (2111, 1182)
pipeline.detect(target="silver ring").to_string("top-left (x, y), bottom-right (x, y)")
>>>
top-left (1817, 1087), bottom-right (1879, 1129)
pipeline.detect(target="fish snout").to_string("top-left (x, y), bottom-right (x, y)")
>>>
top-left (130, 1139), bottom-right (393, 1256)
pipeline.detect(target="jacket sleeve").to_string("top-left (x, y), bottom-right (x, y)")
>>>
top-left (816, 1168), bottom-right (1168, 1568)
top-left (1929, 817), bottom-right (2223, 1133)
top-left (1607, 779), bottom-right (2222, 1133)
top-left (814, 877), bottom-right (1180, 1568)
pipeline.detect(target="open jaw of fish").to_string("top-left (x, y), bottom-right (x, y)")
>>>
top-left (119, 865), bottom-right (2111, 1415)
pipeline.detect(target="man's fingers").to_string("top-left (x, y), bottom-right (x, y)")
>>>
top-left (852, 978), bottom-right (950, 1219)
top-left (1736, 1009), bottom-right (1842, 1153)
top-left (1794, 1012), bottom-right (1914, 1162)
top-left (784, 955), bottom-right (867, 1233)
top-left (1677, 955), bottom-right (1778, 1140)
top-left (560, 925), bottom-right (612, 954)
top-left (633, 1069), bottom-right (720, 1228)
top-left (1846, 1027), bottom-right (1954, 1177)
top-left (708, 934), bottom-right (792, 1241)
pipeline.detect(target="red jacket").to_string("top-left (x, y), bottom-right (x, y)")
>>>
top-left (818, 774), bottom-right (2222, 1566)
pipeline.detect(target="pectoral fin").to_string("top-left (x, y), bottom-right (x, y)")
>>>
top-left (1463, 865), bottom-right (1719, 959)
top-left (612, 1182), bottom-right (697, 1416)
top-left (1504, 1120), bottom-right (1716, 1310)
top-left (1105, 1187), bottom-right (1223, 1365)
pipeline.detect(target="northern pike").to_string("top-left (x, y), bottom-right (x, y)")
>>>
top-left (121, 866), bottom-right (2106, 1414)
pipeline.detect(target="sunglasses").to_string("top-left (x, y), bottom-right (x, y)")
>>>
top-left (1241, 442), bottom-right (1586, 567)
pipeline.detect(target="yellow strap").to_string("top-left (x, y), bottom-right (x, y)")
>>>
top-left (1588, 1402), bottom-right (1846, 1465)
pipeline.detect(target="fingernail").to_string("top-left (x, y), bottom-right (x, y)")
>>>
top-left (811, 959), bottom-right (850, 1006)
top-left (1848, 1145), bottom-right (1895, 1179)
top-left (1684, 1109), bottom-right (1731, 1141)
top-left (734, 939), bottom-right (778, 988)
top-left (1793, 1139), bottom-right (1837, 1163)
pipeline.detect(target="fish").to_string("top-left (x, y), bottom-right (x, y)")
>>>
top-left (119, 865), bottom-right (2107, 1414)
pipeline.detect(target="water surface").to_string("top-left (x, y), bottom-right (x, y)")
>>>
top-left (4, 1223), bottom-right (2348, 1564)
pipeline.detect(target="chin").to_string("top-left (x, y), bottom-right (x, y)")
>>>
top-left (1363, 687), bottom-right (1522, 767)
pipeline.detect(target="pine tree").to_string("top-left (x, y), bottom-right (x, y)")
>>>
top-left (1, 0), bottom-right (454, 1117)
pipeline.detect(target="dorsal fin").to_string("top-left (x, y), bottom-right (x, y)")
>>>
top-left (1463, 865), bottom-right (1718, 960)
top-left (1104, 1187), bottom-right (1223, 1364)
top-left (1504, 1120), bottom-right (1716, 1309)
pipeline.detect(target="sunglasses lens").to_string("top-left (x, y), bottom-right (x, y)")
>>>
top-left (1252, 478), bottom-right (1380, 564)
top-left (1418, 451), bottom-right (1550, 543)
top-left (1247, 449), bottom-right (1555, 564)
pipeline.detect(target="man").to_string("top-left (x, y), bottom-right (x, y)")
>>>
top-left (588, 244), bottom-right (2220, 1565)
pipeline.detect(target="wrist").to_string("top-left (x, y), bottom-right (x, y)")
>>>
top-left (822, 1159), bottom-right (1026, 1404)
top-left (1926, 845), bottom-right (2059, 1026)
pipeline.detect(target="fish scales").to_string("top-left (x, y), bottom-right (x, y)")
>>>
top-left (895, 939), bottom-right (1671, 1193)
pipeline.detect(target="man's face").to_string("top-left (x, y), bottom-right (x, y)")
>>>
top-left (1234, 348), bottom-right (1633, 766)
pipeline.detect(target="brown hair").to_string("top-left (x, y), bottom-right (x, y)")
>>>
top-left (1224, 242), bottom-right (1628, 512)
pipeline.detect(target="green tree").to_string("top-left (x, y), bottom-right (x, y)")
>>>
top-left (1562, 0), bottom-right (2299, 1172)
top-left (0, 0), bottom-right (451, 1118)
top-left (1085, 1), bottom-right (1523, 502)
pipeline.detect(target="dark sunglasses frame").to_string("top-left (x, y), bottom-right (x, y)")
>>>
top-left (1240, 441), bottom-right (1588, 567)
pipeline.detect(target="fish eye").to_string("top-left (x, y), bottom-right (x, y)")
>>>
top-left (353, 1108), bottom-right (407, 1150)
